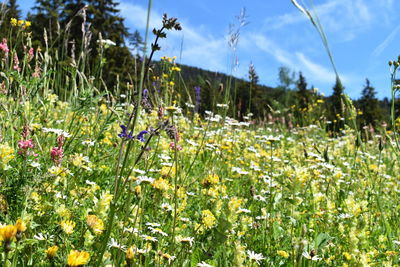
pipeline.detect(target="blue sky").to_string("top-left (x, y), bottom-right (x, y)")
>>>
top-left (18, 0), bottom-right (400, 99)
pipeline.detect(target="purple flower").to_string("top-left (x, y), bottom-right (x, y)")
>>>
top-left (137, 130), bottom-right (148, 142)
top-left (194, 86), bottom-right (201, 112)
top-left (118, 125), bottom-right (134, 139)
top-left (118, 125), bottom-right (149, 142)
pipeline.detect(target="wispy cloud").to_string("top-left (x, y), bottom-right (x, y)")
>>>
top-left (119, 1), bottom-right (229, 72)
top-left (264, 0), bottom-right (374, 42)
top-left (296, 52), bottom-right (344, 83)
top-left (372, 24), bottom-right (400, 58)
top-left (247, 33), bottom-right (352, 87)
top-left (119, 2), bottom-right (162, 31)
top-left (249, 34), bottom-right (294, 66)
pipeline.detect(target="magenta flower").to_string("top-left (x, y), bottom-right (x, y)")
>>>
top-left (18, 139), bottom-right (35, 156)
top-left (51, 147), bottom-right (63, 166)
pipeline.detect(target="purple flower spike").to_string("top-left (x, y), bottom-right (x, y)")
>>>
top-left (137, 130), bottom-right (149, 142)
top-left (118, 125), bottom-right (134, 139)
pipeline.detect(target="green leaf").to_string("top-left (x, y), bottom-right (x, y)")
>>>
top-left (217, 218), bottom-right (232, 233)
top-left (212, 229), bottom-right (228, 245)
top-left (314, 233), bottom-right (331, 249)
top-left (190, 248), bottom-right (201, 265)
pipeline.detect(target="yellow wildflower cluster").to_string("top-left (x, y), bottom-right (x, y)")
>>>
top-left (201, 209), bottom-right (216, 229)
top-left (60, 220), bottom-right (76, 235)
top-left (201, 173), bottom-right (220, 186)
top-left (86, 214), bottom-right (104, 235)
top-left (0, 143), bottom-right (14, 170)
top-left (10, 18), bottom-right (31, 28)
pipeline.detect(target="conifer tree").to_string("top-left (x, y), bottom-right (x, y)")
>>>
top-left (129, 30), bottom-right (144, 55)
top-left (247, 62), bottom-right (258, 113)
top-left (85, 0), bottom-right (133, 92)
top-left (86, 0), bottom-right (128, 46)
top-left (358, 78), bottom-right (383, 127)
top-left (330, 77), bottom-right (345, 132)
top-left (296, 72), bottom-right (309, 110)
top-left (28, 0), bottom-right (62, 46)
top-left (0, 0), bottom-right (21, 39)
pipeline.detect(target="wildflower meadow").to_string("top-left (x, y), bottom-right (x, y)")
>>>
top-left (1, 0), bottom-right (400, 266)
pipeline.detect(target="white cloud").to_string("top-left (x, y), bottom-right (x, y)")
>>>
top-left (247, 33), bottom-right (354, 89)
top-left (296, 52), bottom-right (339, 83)
top-left (372, 24), bottom-right (400, 58)
top-left (119, 2), bottom-right (162, 30)
top-left (249, 34), bottom-right (294, 66)
top-left (119, 1), bottom-right (230, 73)
top-left (264, 0), bottom-right (374, 41)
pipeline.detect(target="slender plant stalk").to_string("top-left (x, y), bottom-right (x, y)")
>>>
top-left (94, 0), bottom-right (152, 264)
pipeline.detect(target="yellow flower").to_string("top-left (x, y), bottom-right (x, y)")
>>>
top-left (201, 210), bottom-right (216, 229)
top-left (24, 21), bottom-right (31, 28)
top-left (10, 18), bottom-right (17, 26)
top-left (86, 215), bottom-right (104, 235)
top-left (71, 153), bottom-right (86, 167)
top-left (99, 104), bottom-right (107, 114)
top-left (385, 251), bottom-right (396, 257)
top-left (56, 205), bottom-right (71, 219)
top-left (67, 250), bottom-right (90, 266)
top-left (0, 225), bottom-right (17, 242)
top-left (0, 144), bottom-right (15, 170)
top-left (15, 219), bottom-right (27, 233)
top-left (60, 220), bottom-right (76, 235)
top-left (228, 197), bottom-right (243, 212)
top-left (202, 174), bottom-right (219, 186)
top-left (46, 245), bottom-right (59, 259)
top-left (277, 250), bottom-right (289, 258)
top-left (126, 246), bottom-right (135, 261)
top-left (160, 166), bottom-right (175, 177)
top-left (17, 20), bottom-right (24, 26)
top-left (152, 178), bottom-right (171, 191)
top-left (343, 252), bottom-right (352, 261)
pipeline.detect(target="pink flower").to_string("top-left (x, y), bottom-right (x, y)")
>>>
top-left (28, 47), bottom-right (34, 61)
top-left (169, 142), bottom-right (182, 151)
top-left (0, 39), bottom-right (9, 57)
top-left (32, 64), bottom-right (41, 78)
top-left (51, 146), bottom-right (63, 166)
top-left (18, 139), bottom-right (34, 150)
top-left (13, 54), bottom-right (20, 72)
top-left (57, 135), bottom-right (65, 147)
top-left (18, 139), bottom-right (35, 155)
